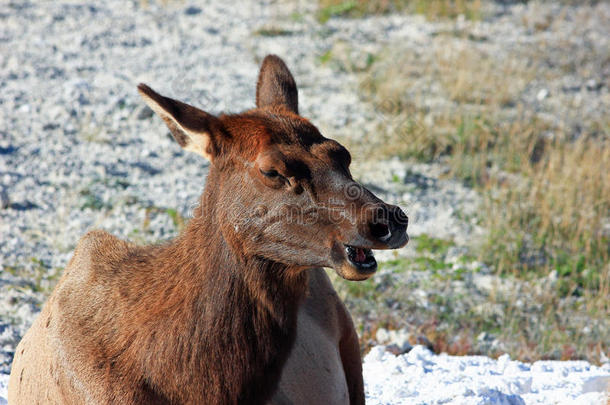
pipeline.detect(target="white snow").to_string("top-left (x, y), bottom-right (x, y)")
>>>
top-left (1, 346), bottom-right (608, 404)
top-left (363, 346), bottom-right (609, 405)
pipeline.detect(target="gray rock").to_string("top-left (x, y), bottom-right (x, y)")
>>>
top-left (0, 189), bottom-right (8, 210)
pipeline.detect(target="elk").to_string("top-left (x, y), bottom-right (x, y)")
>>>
top-left (8, 55), bottom-right (408, 404)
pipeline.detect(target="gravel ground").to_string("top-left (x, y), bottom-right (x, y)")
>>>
top-left (0, 0), bottom-right (608, 398)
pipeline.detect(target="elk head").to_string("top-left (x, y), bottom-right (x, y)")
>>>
top-left (138, 55), bottom-right (408, 281)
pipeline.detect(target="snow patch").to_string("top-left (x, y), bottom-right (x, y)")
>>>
top-left (363, 345), bottom-right (610, 405)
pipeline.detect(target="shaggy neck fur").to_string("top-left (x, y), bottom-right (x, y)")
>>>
top-left (107, 171), bottom-right (308, 404)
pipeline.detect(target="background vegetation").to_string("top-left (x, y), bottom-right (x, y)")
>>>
top-left (319, 0), bottom-right (609, 364)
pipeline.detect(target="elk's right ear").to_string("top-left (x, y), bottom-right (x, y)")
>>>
top-left (137, 83), bottom-right (224, 161)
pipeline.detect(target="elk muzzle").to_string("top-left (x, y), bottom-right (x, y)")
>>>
top-left (334, 199), bottom-right (409, 281)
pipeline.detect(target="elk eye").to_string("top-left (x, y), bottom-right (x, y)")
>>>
top-left (260, 169), bottom-right (280, 178)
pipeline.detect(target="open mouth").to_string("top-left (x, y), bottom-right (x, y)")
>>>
top-left (344, 244), bottom-right (377, 273)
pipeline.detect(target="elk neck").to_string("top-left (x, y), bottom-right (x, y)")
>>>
top-left (124, 169), bottom-right (309, 403)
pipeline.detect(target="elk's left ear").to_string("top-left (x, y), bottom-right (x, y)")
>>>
top-left (137, 83), bottom-right (225, 161)
top-left (256, 55), bottom-right (299, 114)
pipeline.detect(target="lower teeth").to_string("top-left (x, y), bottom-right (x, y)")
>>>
top-left (345, 245), bottom-right (375, 266)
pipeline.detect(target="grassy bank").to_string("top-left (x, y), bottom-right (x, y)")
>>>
top-left (317, 0), bottom-right (604, 22)
top-left (356, 39), bottom-right (609, 296)
top-left (321, 2), bottom-right (609, 363)
top-left (317, 0), bottom-right (483, 22)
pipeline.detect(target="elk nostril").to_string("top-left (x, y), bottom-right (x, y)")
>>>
top-left (390, 206), bottom-right (408, 227)
top-left (370, 222), bottom-right (391, 241)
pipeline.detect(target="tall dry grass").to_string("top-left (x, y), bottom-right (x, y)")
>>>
top-left (316, 0), bottom-right (609, 363)
top-left (483, 135), bottom-right (609, 294)
top-left (317, 0), bottom-right (482, 22)
top-left (316, 0), bottom-right (602, 23)
top-left (357, 38), bottom-right (609, 296)
top-left (350, 45), bottom-right (609, 364)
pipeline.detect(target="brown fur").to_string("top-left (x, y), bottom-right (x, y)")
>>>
top-left (8, 55), bottom-right (407, 404)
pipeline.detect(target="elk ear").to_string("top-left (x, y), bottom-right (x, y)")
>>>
top-left (137, 83), bottom-right (224, 160)
top-left (256, 55), bottom-right (299, 114)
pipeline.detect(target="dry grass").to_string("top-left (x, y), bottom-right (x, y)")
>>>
top-left (356, 39), bottom-right (609, 291)
top-left (327, 241), bottom-right (608, 364)
top-left (316, 0), bottom-right (604, 23)
top-left (483, 135), bottom-right (610, 289)
top-left (435, 44), bottom-right (534, 106)
top-left (332, 7), bottom-right (610, 361)
top-left (317, 0), bottom-right (482, 22)
top-left (360, 38), bottom-right (535, 111)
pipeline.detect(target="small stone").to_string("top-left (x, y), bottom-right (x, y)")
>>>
top-left (537, 89), bottom-right (549, 101)
top-left (376, 328), bottom-right (390, 343)
top-left (0, 188), bottom-right (9, 209)
top-left (137, 106), bottom-right (154, 120)
top-left (390, 328), bottom-right (413, 353)
top-left (385, 344), bottom-right (408, 356)
top-left (416, 335), bottom-right (433, 351)
top-left (585, 79), bottom-right (602, 91)
top-left (184, 6), bottom-right (201, 15)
